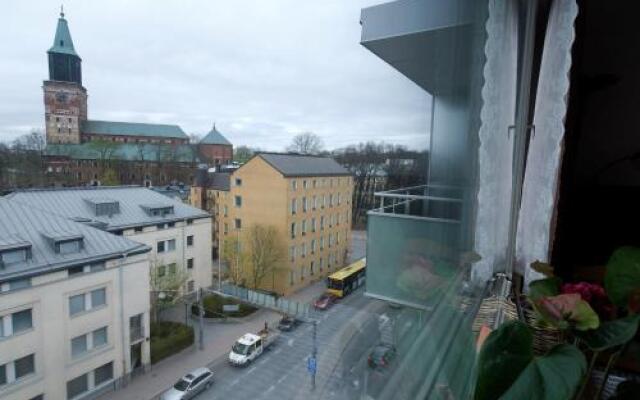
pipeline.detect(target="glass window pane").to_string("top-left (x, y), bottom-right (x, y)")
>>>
top-left (168, 239), bottom-right (176, 251)
top-left (12, 309), bottom-right (32, 333)
top-left (91, 288), bottom-right (106, 308)
top-left (14, 354), bottom-right (34, 379)
top-left (59, 240), bottom-right (81, 254)
top-left (1, 249), bottom-right (26, 264)
top-left (66, 373), bottom-right (88, 399)
top-left (69, 294), bottom-right (85, 316)
top-left (93, 327), bottom-right (107, 348)
top-left (9, 279), bottom-right (31, 291)
top-left (0, 364), bottom-right (6, 386)
top-left (90, 263), bottom-right (105, 272)
top-left (94, 362), bottom-right (113, 386)
top-left (71, 334), bottom-right (87, 357)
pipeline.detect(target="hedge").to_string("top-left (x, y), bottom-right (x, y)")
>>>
top-left (150, 321), bottom-right (194, 364)
top-left (191, 294), bottom-right (257, 318)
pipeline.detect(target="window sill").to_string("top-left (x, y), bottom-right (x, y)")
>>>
top-left (0, 326), bottom-right (34, 342)
top-left (68, 344), bottom-right (114, 367)
top-left (70, 304), bottom-right (108, 319)
top-left (0, 373), bottom-right (42, 398)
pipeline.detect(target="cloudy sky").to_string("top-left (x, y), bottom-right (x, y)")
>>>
top-left (2, 0), bottom-right (430, 151)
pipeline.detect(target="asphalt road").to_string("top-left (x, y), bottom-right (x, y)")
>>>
top-left (182, 289), bottom-right (389, 400)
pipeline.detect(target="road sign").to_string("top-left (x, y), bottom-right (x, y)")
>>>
top-left (307, 356), bottom-right (317, 374)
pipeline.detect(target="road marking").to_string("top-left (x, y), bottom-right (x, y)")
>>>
top-left (247, 366), bottom-right (257, 374)
top-left (266, 385), bottom-right (275, 393)
top-left (288, 338), bottom-right (295, 346)
top-left (273, 348), bottom-right (282, 355)
top-left (277, 375), bottom-right (287, 384)
top-left (231, 378), bottom-right (240, 386)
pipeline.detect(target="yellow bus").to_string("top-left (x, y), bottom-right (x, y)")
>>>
top-left (326, 258), bottom-right (366, 298)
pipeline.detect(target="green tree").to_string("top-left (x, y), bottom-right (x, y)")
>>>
top-left (149, 259), bottom-right (190, 322)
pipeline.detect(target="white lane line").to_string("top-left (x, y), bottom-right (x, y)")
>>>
top-left (288, 338), bottom-right (295, 346)
top-left (277, 375), bottom-right (287, 385)
top-left (273, 348), bottom-right (282, 355)
top-left (266, 385), bottom-right (275, 393)
top-left (247, 366), bottom-right (257, 374)
top-left (231, 378), bottom-right (240, 386)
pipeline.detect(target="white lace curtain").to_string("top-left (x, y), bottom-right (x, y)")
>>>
top-left (516, 0), bottom-right (579, 285)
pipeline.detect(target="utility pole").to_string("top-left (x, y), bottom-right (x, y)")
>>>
top-left (197, 287), bottom-right (204, 351)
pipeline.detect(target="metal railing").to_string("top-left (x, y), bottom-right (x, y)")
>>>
top-left (369, 184), bottom-right (464, 223)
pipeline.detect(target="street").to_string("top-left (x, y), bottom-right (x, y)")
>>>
top-left (161, 289), bottom-right (392, 400)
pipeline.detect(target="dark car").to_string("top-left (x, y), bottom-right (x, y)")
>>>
top-left (313, 293), bottom-right (337, 310)
top-left (367, 344), bottom-right (396, 369)
top-left (277, 315), bottom-right (301, 331)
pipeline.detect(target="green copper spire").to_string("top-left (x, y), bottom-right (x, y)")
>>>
top-left (48, 6), bottom-right (79, 57)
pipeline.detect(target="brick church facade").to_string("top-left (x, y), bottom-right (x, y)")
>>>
top-left (43, 10), bottom-right (233, 187)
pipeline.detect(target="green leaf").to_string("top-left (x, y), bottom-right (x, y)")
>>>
top-left (572, 299), bottom-right (601, 331)
top-left (475, 321), bottom-right (533, 400)
top-left (531, 260), bottom-right (555, 277)
top-left (529, 277), bottom-right (562, 302)
top-left (475, 321), bottom-right (587, 400)
top-left (500, 344), bottom-right (587, 400)
top-left (605, 246), bottom-right (640, 308)
top-left (577, 314), bottom-right (640, 351)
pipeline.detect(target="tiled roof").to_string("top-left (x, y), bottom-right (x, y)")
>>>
top-left (48, 15), bottom-right (78, 57)
top-left (0, 198), bottom-right (149, 282)
top-left (6, 186), bottom-right (210, 231)
top-left (200, 125), bottom-right (232, 146)
top-left (82, 120), bottom-right (188, 139)
top-left (44, 142), bottom-right (200, 163)
top-left (256, 153), bottom-right (351, 177)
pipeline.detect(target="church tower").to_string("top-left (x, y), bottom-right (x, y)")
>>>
top-left (43, 8), bottom-right (87, 144)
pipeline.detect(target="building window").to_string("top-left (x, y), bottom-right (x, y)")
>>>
top-left (71, 334), bottom-right (88, 358)
top-left (301, 220), bottom-right (307, 235)
top-left (310, 261), bottom-right (315, 275)
top-left (320, 236), bottom-right (324, 250)
top-left (187, 235), bottom-right (194, 246)
top-left (319, 257), bottom-right (324, 271)
top-left (235, 178), bottom-right (242, 186)
top-left (291, 198), bottom-right (297, 215)
top-left (311, 239), bottom-right (316, 254)
top-left (302, 197), bottom-right (307, 212)
top-left (303, 180), bottom-right (308, 189)
top-left (289, 271), bottom-right (294, 286)
top-left (320, 216), bottom-right (325, 230)
top-left (291, 180), bottom-right (297, 190)
top-left (157, 239), bottom-right (176, 253)
top-left (291, 222), bottom-right (296, 239)
top-left (300, 266), bottom-right (305, 281)
top-left (67, 373), bottom-right (88, 399)
top-left (224, 223), bottom-right (229, 234)
top-left (187, 280), bottom-right (195, 292)
top-left (235, 219), bottom-right (242, 230)
top-left (14, 354), bottom-right (35, 380)
top-left (223, 205), bottom-right (228, 217)
top-left (301, 242), bottom-right (307, 258)
top-left (69, 288), bottom-right (106, 317)
top-left (311, 218), bottom-right (316, 232)
top-left (94, 362), bottom-right (113, 386)
top-left (0, 248), bottom-right (30, 265)
top-left (290, 246), bottom-right (296, 262)
top-left (313, 180), bottom-right (317, 188)
top-left (67, 362), bottom-right (113, 399)
top-left (0, 309), bottom-right (33, 338)
top-left (134, 226), bottom-right (144, 233)
top-left (313, 195), bottom-right (317, 210)
top-left (130, 314), bottom-right (144, 343)
top-left (235, 196), bottom-right (242, 207)
top-left (167, 222), bottom-right (175, 228)
top-left (187, 219), bottom-right (194, 225)
top-left (187, 258), bottom-right (194, 269)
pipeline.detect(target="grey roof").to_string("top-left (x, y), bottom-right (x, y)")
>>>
top-left (196, 172), bottom-right (231, 191)
top-left (48, 14), bottom-right (79, 57)
top-left (81, 120), bottom-right (188, 139)
top-left (256, 153), bottom-right (351, 177)
top-left (200, 125), bottom-right (232, 146)
top-left (6, 186), bottom-right (210, 231)
top-left (0, 198), bottom-right (149, 282)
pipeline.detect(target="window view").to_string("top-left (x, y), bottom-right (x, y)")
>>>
top-left (1, 1), bottom-right (637, 400)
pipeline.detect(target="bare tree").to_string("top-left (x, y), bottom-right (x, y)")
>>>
top-left (286, 132), bottom-right (324, 155)
top-left (149, 259), bottom-right (190, 322)
top-left (221, 234), bottom-right (248, 286)
top-left (233, 145), bottom-right (255, 164)
top-left (188, 133), bottom-right (202, 144)
top-left (245, 224), bottom-right (286, 290)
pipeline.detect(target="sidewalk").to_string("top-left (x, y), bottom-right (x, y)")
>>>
top-left (98, 308), bottom-right (281, 400)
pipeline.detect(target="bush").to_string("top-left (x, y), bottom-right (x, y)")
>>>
top-left (150, 321), bottom-right (194, 364)
top-left (191, 294), bottom-right (257, 318)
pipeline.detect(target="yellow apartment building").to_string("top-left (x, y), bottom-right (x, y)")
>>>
top-left (192, 153), bottom-right (353, 295)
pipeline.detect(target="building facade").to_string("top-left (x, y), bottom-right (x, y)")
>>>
top-left (7, 187), bottom-right (213, 296)
top-left (42, 11), bottom-right (233, 186)
top-left (192, 153), bottom-right (353, 296)
top-left (0, 199), bottom-right (151, 400)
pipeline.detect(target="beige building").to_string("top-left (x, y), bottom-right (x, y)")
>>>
top-left (7, 187), bottom-right (213, 296)
top-left (192, 153), bottom-right (353, 295)
top-left (0, 198), bottom-right (151, 400)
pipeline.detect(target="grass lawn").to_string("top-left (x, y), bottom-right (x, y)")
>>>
top-left (192, 293), bottom-right (257, 318)
top-left (150, 321), bottom-right (194, 364)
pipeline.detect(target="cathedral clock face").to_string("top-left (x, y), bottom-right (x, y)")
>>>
top-left (56, 92), bottom-right (69, 104)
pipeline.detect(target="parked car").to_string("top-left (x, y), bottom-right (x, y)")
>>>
top-left (367, 344), bottom-right (396, 369)
top-left (314, 293), bottom-right (337, 310)
top-left (277, 315), bottom-right (301, 331)
top-left (161, 368), bottom-right (213, 400)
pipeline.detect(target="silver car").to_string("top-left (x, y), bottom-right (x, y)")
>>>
top-left (161, 367), bottom-right (213, 400)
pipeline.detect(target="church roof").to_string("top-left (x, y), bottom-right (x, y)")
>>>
top-left (48, 12), bottom-right (79, 57)
top-left (81, 120), bottom-right (188, 139)
top-left (44, 143), bottom-right (201, 163)
top-left (200, 124), bottom-right (232, 146)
